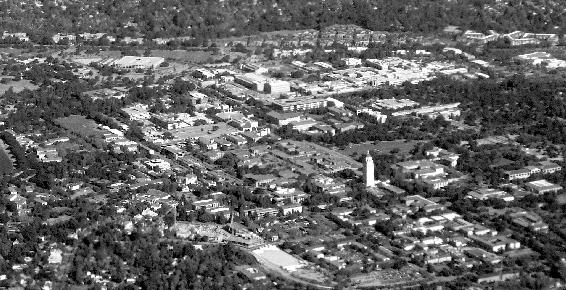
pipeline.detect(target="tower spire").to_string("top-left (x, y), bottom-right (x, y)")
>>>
top-left (364, 151), bottom-right (375, 187)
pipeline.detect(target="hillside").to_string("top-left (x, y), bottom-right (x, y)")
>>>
top-left (0, 0), bottom-right (565, 40)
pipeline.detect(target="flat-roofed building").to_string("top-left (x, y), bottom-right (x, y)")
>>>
top-left (234, 73), bottom-right (266, 91)
top-left (280, 204), bottom-right (303, 215)
top-left (265, 111), bottom-right (303, 126)
top-left (265, 80), bottom-right (291, 94)
top-left (112, 56), bottom-right (164, 70)
top-left (193, 199), bottom-right (221, 209)
top-left (244, 207), bottom-right (279, 218)
top-left (272, 97), bottom-right (327, 111)
top-left (505, 168), bottom-right (531, 180)
top-left (468, 188), bottom-right (515, 202)
top-left (526, 179), bottom-right (563, 194)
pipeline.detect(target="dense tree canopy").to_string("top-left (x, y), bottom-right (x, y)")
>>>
top-left (1, 0), bottom-right (565, 41)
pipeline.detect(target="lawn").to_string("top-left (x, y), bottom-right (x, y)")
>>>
top-left (0, 78), bottom-right (39, 95)
top-left (55, 115), bottom-right (106, 138)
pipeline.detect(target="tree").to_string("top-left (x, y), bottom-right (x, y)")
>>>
top-left (290, 70), bottom-right (305, 78)
top-left (125, 124), bottom-right (144, 141)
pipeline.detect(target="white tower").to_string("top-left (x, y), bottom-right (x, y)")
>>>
top-left (364, 151), bottom-right (375, 187)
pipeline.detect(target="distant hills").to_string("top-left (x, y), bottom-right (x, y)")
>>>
top-left (1, 0), bottom-right (565, 40)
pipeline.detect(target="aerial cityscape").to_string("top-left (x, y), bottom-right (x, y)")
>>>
top-left (1, 0), bottom-right (566, 289)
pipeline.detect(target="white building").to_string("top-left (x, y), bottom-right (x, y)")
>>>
top-left (280, 204), bottom-right (303, 215)
top-left (265, 80), bottom-right (291, 94)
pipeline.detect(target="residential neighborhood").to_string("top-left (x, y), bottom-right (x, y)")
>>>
top-left (0, 1), bottom-right (565, 288)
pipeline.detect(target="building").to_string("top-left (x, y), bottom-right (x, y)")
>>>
top-left (280, 204), bottom-right (303, 215)
top-left (425, 147), bottom-right (459, 167)
top-left (193, 199), bottom-right (221, 209)
top-left (364, 152), bottom-right (375, 187)
top-left (271, 97), bottom-right (328, 112)
top-left (265, 111), bottom-right (303, 126)
top-left (234, 73), bottom-right (266, 91)
top-left (471, 235), bottom-right (520, 253)
top-left (460, 30), bottom-right (500, 45)
top-left (478, 272), bottom-right (520, 284)
top-left (272, 187), bottom-right (308, 204)
top-left (144, 159), bottom-right (171, 172)
top-left (525, 179), bottom-right (563, 194)
top-left (505, 162), bottom-right (562, 180)
top-left (244, 174), bottom-right (277, 187)
top-left (468, 188), bottom-right (514, 202)
top-left (122, 104), bottom-right (151, 121)
top-left (311, 175), bottom-right (347, 195)
top-left (510, 209), bottom-right (549, 232)
top-left (356, 108), bottom-right (387, 123)
top-left (79, 33), bottom-right (107, 41)
top-left (240, 63), bottom-right (268, 74)
top-left (244, 207), bottom-right (279, 218)
top-left (421, 178), bottom-right (450, 190)
top-left (193, 68), bottom-right (215, 80)
top-left (112, 56), bottom-right (165, 70)
top-left (405, 195), bottom-right (446, 213)
top-left (265, 80), bottom-right (291, 94)
top-left (2, 32), bottom-right (29, 42)
top-left (505, 168), bottom-right (532, 180)
top-left (539, 161), bottom-right (562, 174)
top-left (396, 160), bottom-right (447, 180)
top-left (291, 119), bottom-right (318, 132)
top-left (52, 33), bottom-right (76, 44)
top-left (236, 265), bottom-right (267, 281)
top-left (37, 147), bottom-right (62, 162)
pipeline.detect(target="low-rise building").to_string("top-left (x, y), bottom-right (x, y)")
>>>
top-left (471, 235), bottom-right (520, 253)
top-left (265, 80), bottom-right (291, 94)
top-left (236, 265), bottom-right (267, 281)
top-left (468, 188), bottom-right (514, 202)
top-left (271, 96), bottom-right (328, 112)
top-left (310, 175), bottom-right (347, 195)
top-left (234, 73), bottom-right (266, 91)
top-left (478, 272), bottom-right (520, 284)
top-left (144, 159), bottom-right (171, 173)
top-left (265, 111), bottom-right (303, 126)
top-left (244, 207), bottom-right (279, 218)
top-left (193, 199), bottom-right (221, 209)
top-left (510, 209), bottom-right (549, 232)
top-left (280, 204), bottom-right (303, 215)
top-left (526, 179), bottom-right (563, 194)
top-left (505, 168), bottom-right (531, 180)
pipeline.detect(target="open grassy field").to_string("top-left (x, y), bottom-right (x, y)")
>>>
top-left (0, 78), bottom-right (39, 95)
top-left (55, 115), bottom-right (106, 138)
top-left (340, 140), bottom-right (424, 157)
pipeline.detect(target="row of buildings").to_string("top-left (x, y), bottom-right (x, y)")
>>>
top-left (460, 30), bottom-right (559, 46)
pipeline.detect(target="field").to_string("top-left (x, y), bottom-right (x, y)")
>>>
top-left (55, 115), bottom-right (106, 138)
top-left (340, 140), bottom-right (424, 157)
top-left (0, 78), bottom-right (39, 95)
